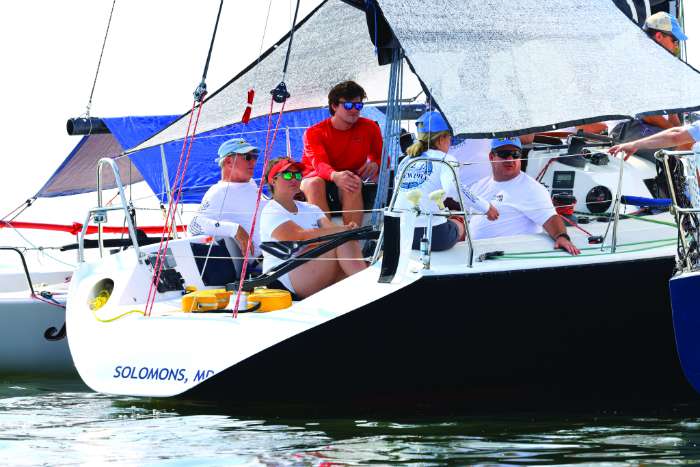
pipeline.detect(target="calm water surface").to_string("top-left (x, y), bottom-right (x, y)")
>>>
top-left (2, 379), bottom-right (700, 465)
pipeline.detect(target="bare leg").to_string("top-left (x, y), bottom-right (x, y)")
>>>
top-left (338, 185), bottom-right (364, 226)
top-left (288, 250), bottom-right (341, 299)
top-left (336, 240), bottom-right (367, 276)
top-left (301, 176), bottom-right (331, 218)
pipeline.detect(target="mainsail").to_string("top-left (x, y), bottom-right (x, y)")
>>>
top-left (132, 0), bottom-right (700, 148)
top-left (130, 0), bottom-right (406, 154)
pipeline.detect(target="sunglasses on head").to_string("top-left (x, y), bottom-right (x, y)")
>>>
top-left (341, 101), bottom-right (364, 111)
top-left (494, 149), bottom-right (522, 159)
top-left (279, 171), bottom-right (302, 181)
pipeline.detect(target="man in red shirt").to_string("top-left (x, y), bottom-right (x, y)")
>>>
top-left (301, 81), bottom-right (383, 226)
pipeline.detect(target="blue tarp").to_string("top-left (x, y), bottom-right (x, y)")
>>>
top-left (128, 106), bottom-right (385, 204)
top-left (37, 115), bottom-right (179, 198)
top-left (41, 108), bottom-right (385, 204)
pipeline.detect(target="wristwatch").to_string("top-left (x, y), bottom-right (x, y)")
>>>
top-left (555, 232), bottom-right (571, 242)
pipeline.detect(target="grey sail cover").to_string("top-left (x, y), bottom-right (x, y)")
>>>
top-left (377, 0), bottom-right (700, 137)
top-left (131, 0), bottom-right (417, 153)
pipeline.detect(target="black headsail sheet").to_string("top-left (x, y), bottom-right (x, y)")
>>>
top-left (130, 1), bottom-right (418, 154)
top-left (376, 0), bottom-right (700, 138)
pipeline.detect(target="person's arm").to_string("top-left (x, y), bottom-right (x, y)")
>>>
top-left (270, 217), bottom-right (350, 242)
top-left (608, 126), bottom-right (696, 160)
top-left (188, 216), bottom-right (252, 254)
top-left (303, 127), bottom-right (334, 181)
top-left (438, 159), bottom-right (498, 219)
top-left (357, 122), bottom-right (383, 182)
top-left (189, 215), bottom-right (238, 238)
top-left (368, 121), bottom-right (383, 166)
top-left (542, 215), bottom-right (580, 255)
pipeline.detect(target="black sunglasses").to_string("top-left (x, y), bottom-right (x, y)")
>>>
top-left (341, 101), bottom-right (364, 111)
top-left (660, 31), bottom-right (680, 44)
top-left (279, 171), bottom-right (302, 181)
top-left (494, 150), bottom-right (522, 159)
top-left (236, 152), bottom-right (258, 161)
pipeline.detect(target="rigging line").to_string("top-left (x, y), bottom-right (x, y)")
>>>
top-left (257, 0), bottom-right (274, 64)
top-left (1, 198), bottom-right (34, 223)
top-left (85, 0), bottom-right (117, 118)
top-left (145, 100), bottom-right (199, 316)
top-left (232, 97), bottom-right (287, 319)
top-left (194, 0), bottom-right (224, 102)
top-left (5, 225), bottom-right (76, 268)
top-left (147, 103), bottom-right (205, 317)
top-left (281, 0), bottom-right (301, 80)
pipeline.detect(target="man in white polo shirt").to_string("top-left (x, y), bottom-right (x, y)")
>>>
top-left (469, 137), bottom-right (580, 255)
top-left (608, 121), bottom-right (700, 159)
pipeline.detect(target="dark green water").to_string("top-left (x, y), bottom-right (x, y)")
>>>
top-left (3, 379), bottom-right (700, 465)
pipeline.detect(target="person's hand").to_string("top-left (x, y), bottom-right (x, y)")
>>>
top-left (486, 204), bottom-right (499, 221)
top-left (234, 225), bottom-right (254, 255)
top-left (356, 161), bottom-right (379, 182)
top-left (346, 221), bottom-right (359, 230)
top-left (331, 170), bottom-right (362, 193)
top-left (608, 142), bottom-right (637, 161)
top-left (554, 234), bottom-right (580, 256)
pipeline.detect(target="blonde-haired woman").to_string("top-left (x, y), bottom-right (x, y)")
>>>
top-left (396, 111), bottom-right (498, 251)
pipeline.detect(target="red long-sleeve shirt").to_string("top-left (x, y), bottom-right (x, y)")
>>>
top-left (301, 117), bottom-right (383, 181)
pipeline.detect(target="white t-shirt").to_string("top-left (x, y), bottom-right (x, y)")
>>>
top-left (188, 180), bottom-right (264, 257)
top-left (260, 199), bottom-right (326, 291)
top-left (450, 139), bottom-right (492, 188)
top-left (395, 149), bottom-right (490, 228)
top-left (469, 172), bottom-right (556, 240)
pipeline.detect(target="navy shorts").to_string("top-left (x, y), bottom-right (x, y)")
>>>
top-left (411, 220), bottom-right (460, 252)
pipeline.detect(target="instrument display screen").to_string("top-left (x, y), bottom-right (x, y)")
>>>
top-left (552, 170), bottom-right (575, 189)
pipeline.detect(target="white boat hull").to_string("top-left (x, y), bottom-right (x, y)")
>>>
top-left (0, 293), bottom-right (75, 376)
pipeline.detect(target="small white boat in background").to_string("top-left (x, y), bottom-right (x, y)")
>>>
top-left (0, 247), bottom-right (74, 376)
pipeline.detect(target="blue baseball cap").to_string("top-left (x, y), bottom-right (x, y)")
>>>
top-left (491, 137), bottom-right (522, 150)
top-left (215, 138), bottom-right (259, 164)
top-left (644, 12), bottom-right (688, 41)
top-left (415, 111), bottom-right (451, 135)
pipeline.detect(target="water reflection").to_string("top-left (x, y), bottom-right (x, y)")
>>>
top-left (1, 380), bottom-right (700, 465)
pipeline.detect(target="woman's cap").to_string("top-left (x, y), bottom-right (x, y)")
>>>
top-left (415, 111), bottom-right (450, 135)
top-left (267, 159), bottom-right (305, 184)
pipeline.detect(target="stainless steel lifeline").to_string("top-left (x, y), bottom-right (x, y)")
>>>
top-left (372, 157), bottom-right (474, 269)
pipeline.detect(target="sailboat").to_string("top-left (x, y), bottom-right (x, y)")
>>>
top-left (64, 0), bottom-right (700, 409)
top-left (0, 115), bottom-right (182, 376)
